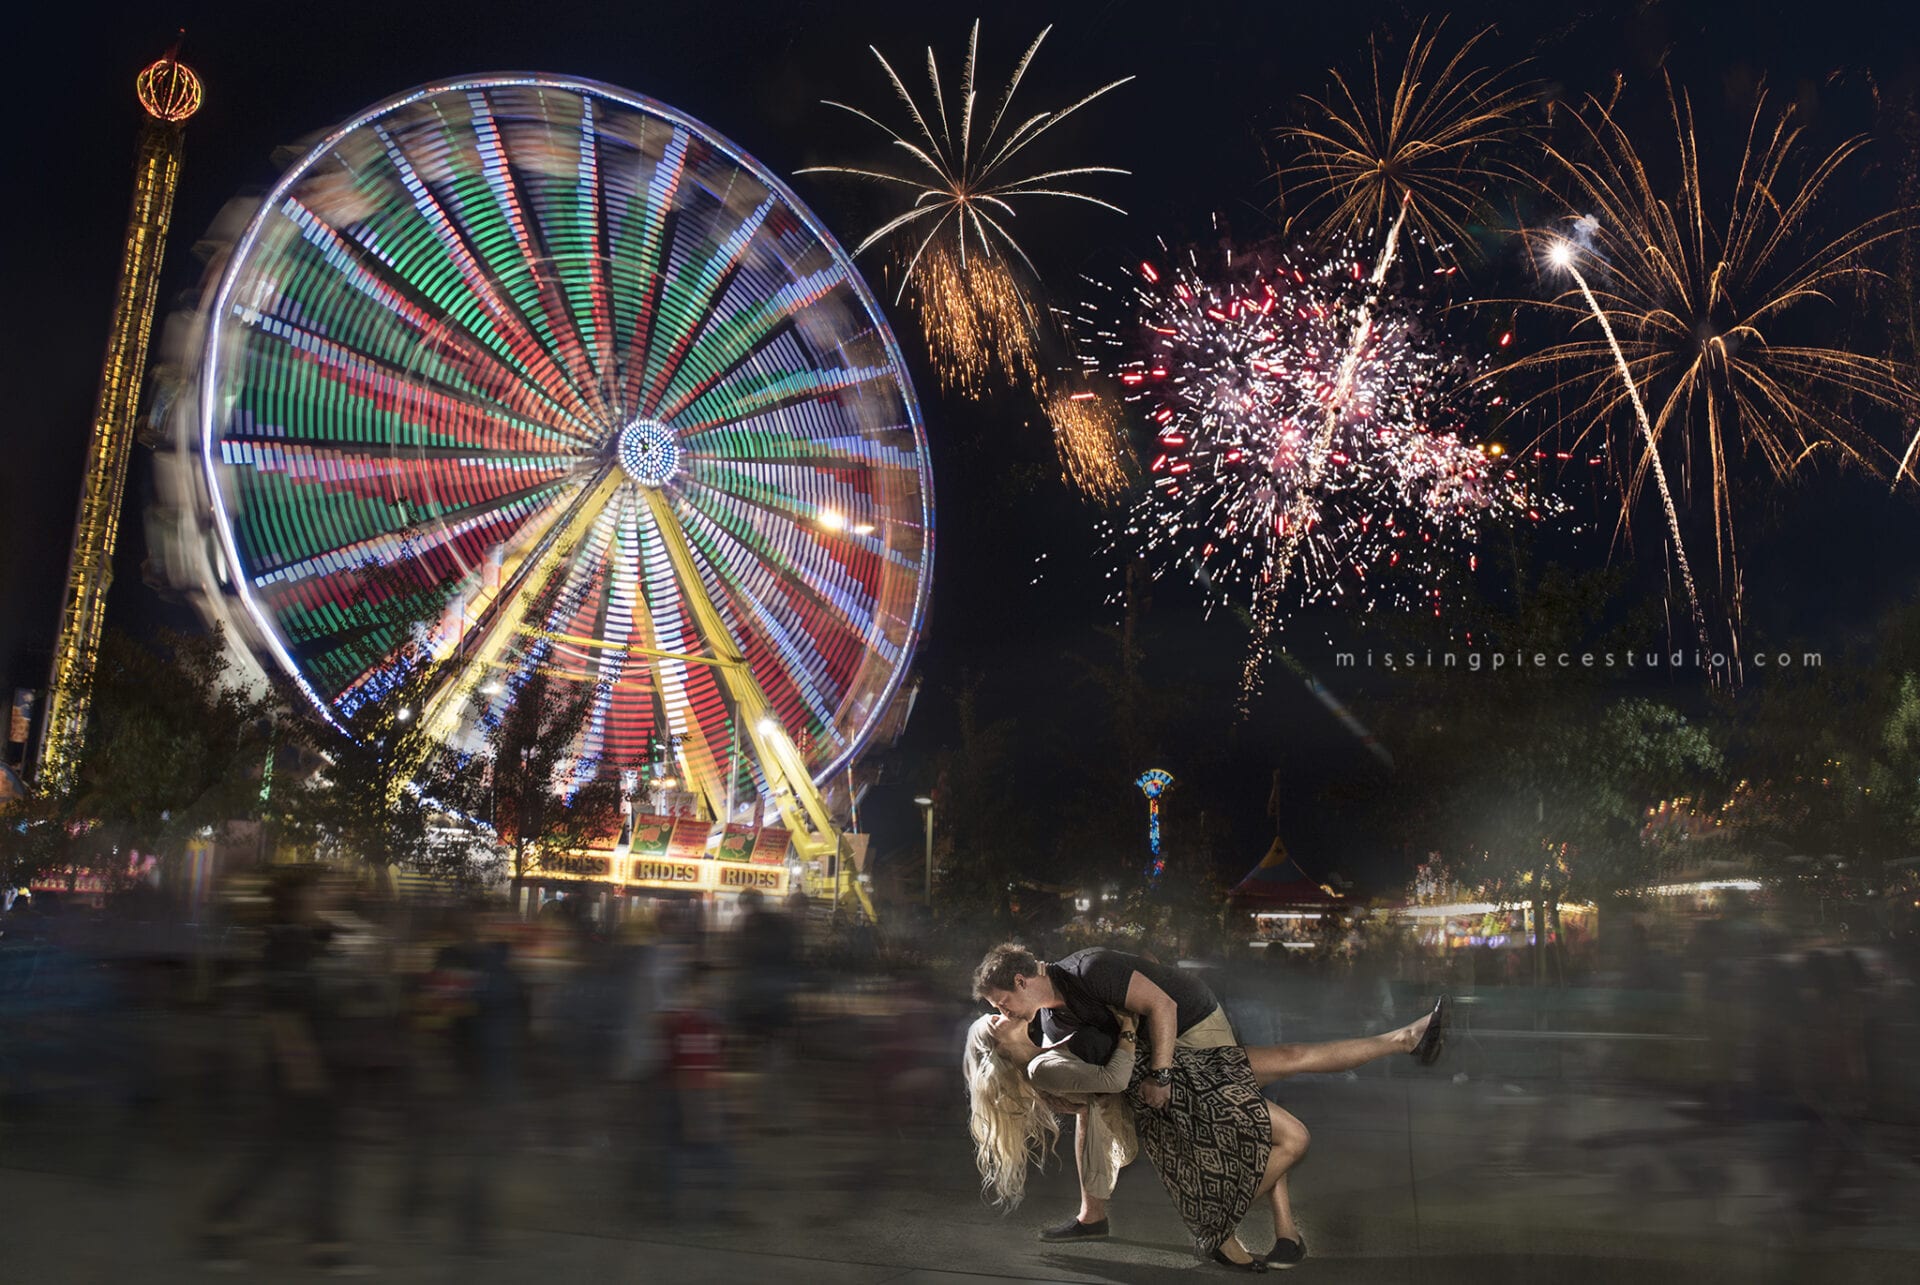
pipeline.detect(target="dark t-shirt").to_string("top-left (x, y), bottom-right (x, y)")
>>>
top-left (1038, 948), bottom-right (1220, 1065)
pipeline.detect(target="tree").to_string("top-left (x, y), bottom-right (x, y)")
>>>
top-left (1461, 698), bottom-right (1721, 983)
top-left (278, 654), bottom-right (497, 886)
top-left (485, 672), bottom-right (623, 884)
top-left (1361, 565), bottom-right (1723, 983)
top-left (0, 628), bottom-right (277, 893)
top-left (930, 674), bottom-right (1037, 933)
top-left (1719, 602), bottom-right (1920, 900)
top-left (81, 628), bottom-right (278, 840)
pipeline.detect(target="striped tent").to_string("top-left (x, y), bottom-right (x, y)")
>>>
top-left (1229, 836), bottom-right (1347, 909)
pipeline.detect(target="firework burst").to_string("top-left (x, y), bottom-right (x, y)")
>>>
top-left (1074, 240), bottom-right (1543, 655)
top-left (1279, 21), bottom-right (1534, 263)
top-left (1044, 387), bottom-right (1136, 505)
top-left (1506, 80), bottom-right (1916, 668)
top-left (901, 238), bottom-right (1040, 397)
top-left (1251, 23), bottom-right (1533, 704)
top-left (802, 21), bottom-right (1132, 395)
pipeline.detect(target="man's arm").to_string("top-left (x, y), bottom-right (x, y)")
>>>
top-left (1126, 971), bottom-right (1180, 1108)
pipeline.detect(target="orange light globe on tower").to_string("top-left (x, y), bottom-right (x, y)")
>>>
top-left (136, 55), bottom-right (201, 122)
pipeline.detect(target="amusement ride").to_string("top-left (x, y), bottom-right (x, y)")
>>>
top-left (172, 74), bottom-right (933, 914)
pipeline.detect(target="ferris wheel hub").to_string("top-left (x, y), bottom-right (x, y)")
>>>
top-left (617, 418), bottom-right (680, 487)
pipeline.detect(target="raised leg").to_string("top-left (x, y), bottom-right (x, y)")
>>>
top-left (1244, 1011), bottom-right (1430, 1084)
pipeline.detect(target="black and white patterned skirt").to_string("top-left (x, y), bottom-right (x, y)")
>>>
top-left (1127, 1045), bottom-right (1272, 1255)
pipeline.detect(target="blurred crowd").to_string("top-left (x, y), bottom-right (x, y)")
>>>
top-left (1, 875), bottom-right (968, 1269)
top-left (4, 879), bottom-right (1918, 1267)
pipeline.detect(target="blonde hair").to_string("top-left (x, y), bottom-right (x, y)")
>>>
top-left (962, 1015), bottom-right (1060, 1208)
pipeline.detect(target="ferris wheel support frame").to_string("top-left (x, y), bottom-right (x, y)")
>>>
top-left (639, 487), bottom-right (875, 922)
top-left (412, 469), bottom-right (629, 764)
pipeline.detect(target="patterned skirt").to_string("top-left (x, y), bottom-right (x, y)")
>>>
top-left (1126, 1045), bottom-right (1272, 1255)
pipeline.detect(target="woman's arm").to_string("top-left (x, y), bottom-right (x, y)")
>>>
top-left (1028, 1010), bottom-right (1138, 1096)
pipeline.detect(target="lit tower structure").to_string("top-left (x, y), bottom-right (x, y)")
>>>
top-left (36, 50), bottom-right (202, 792)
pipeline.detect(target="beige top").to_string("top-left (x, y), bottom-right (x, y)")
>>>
top-left (1025, 1017), bottom-right (1138, 1199)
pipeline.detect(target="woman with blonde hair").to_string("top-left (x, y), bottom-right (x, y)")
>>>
top-left (964, 1008), bottom-right (1138, 1213)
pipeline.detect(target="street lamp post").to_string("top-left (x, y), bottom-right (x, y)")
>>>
top-left (913, 795), bottom-right (934, 908)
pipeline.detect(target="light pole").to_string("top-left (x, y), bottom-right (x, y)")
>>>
top-left (913, 795), bottom-right (934, 908)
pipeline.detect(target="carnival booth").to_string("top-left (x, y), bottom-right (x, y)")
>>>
top-left (1230, 837), bottom-right (1350, 951)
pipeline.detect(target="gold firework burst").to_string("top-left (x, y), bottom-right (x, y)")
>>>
top-left (1044, 388), bottom-right (1136, 504)
top-left (1279, 20), bottom-right (1534, 261)
top-left (902, 239), bottom-right (1040, 398)
top-left (1511, 80), bottom-right (1915, 602)
top-left (801, 21), bottom-right (1132, 393)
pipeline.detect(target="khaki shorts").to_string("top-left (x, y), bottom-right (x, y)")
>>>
top-left (1175, 1006), bottom-right (1237, 1050)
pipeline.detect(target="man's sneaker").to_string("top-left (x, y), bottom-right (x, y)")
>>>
top-left (1039, 1216), bottom-right (1110, 1242)
top-left (1266, 1237), bottom-right (1306, 1269)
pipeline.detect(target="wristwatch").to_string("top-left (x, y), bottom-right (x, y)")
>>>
top-left (1149, 1066), bottom-right (1174, 1086)
top-left (1118, 1029), bottom-right (1137, 1044)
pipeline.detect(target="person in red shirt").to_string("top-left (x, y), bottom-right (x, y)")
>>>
top-left (659, 964), bottom-right (735, 1217)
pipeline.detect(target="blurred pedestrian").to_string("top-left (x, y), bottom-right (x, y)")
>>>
top-left (196, 869), bottom-right (363, 1274)
top-left (659, 962), bottom-right (737, 1219)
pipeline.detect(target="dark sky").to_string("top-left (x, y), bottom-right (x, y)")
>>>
top-left (6, 0), bottom-right (1919, 885)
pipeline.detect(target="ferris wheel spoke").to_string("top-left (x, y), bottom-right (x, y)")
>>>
top-left (222, 444), bottom-right (582, 548)
top-left (451, 89), bottom-right (609, 407)
top-left (669, 499), bottom-right (897, 740)
top-left (636, 194), bottom-right (776, 413)
top-left (241, 472), bottom-right (576, 588)
top-left (261, 206), bottom-right (599, 451)
top-left (679, 460), bottom-right (925, 576)
top-left (320, 218), bottom-right (605, 446)
top-left (674, 482), bottom-right (901, 677)
top-left (650, 264), bottom-right (848, 425)
top-left (566, 497), bottom-right (644, 779)
top-left (530, 93), bottom-right (619, 392)
top-left (232, 309), bottom-right (602, 455)
top-left (273, 193), bottom-right (591, 432)
top-left (672, 506), bottom-right (854, 745)
top-left (631, 497), bottom-right (736, 811)
top-left (525, 504), bottom-right (625, 782)
top-left (666, 361), bottom-right (897, 437)
top-left (415, 464), bottom-right (626, 741)
top-left (613, 125), bottom-right (690, 416)
top-left (368, 121), bottom-right (606, 430)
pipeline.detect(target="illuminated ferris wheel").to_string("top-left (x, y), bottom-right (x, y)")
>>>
top-left (193, 74), bottom-right (933, 868)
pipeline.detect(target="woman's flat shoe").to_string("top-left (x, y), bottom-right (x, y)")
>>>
top-left (1209, 1247), bottom-right (1268, 1272)
top-left (1413, 995), bottom-right (1450, 1066)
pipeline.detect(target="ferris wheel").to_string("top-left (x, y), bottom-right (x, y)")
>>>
top-left (192, 74), bottom-right (934, 868)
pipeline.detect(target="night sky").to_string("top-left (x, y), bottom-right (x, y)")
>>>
top-left (6, 0), bottom-right (1919, 886)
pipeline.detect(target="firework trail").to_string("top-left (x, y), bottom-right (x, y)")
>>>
top-left (1550, 235), bottom-right (1714, 672)
top-left (802, 21), bottom-right (1132, 397)
top-left (1505, 79), bottom-right (1916, 677)
top-left (1044, 387), bottom-right (1136, 505)
top-left (1263, 22), bottom-right (1534, 704)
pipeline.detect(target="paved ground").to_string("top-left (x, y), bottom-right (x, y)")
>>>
top-left (6, 1071), bottom-right (1918, 1282)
